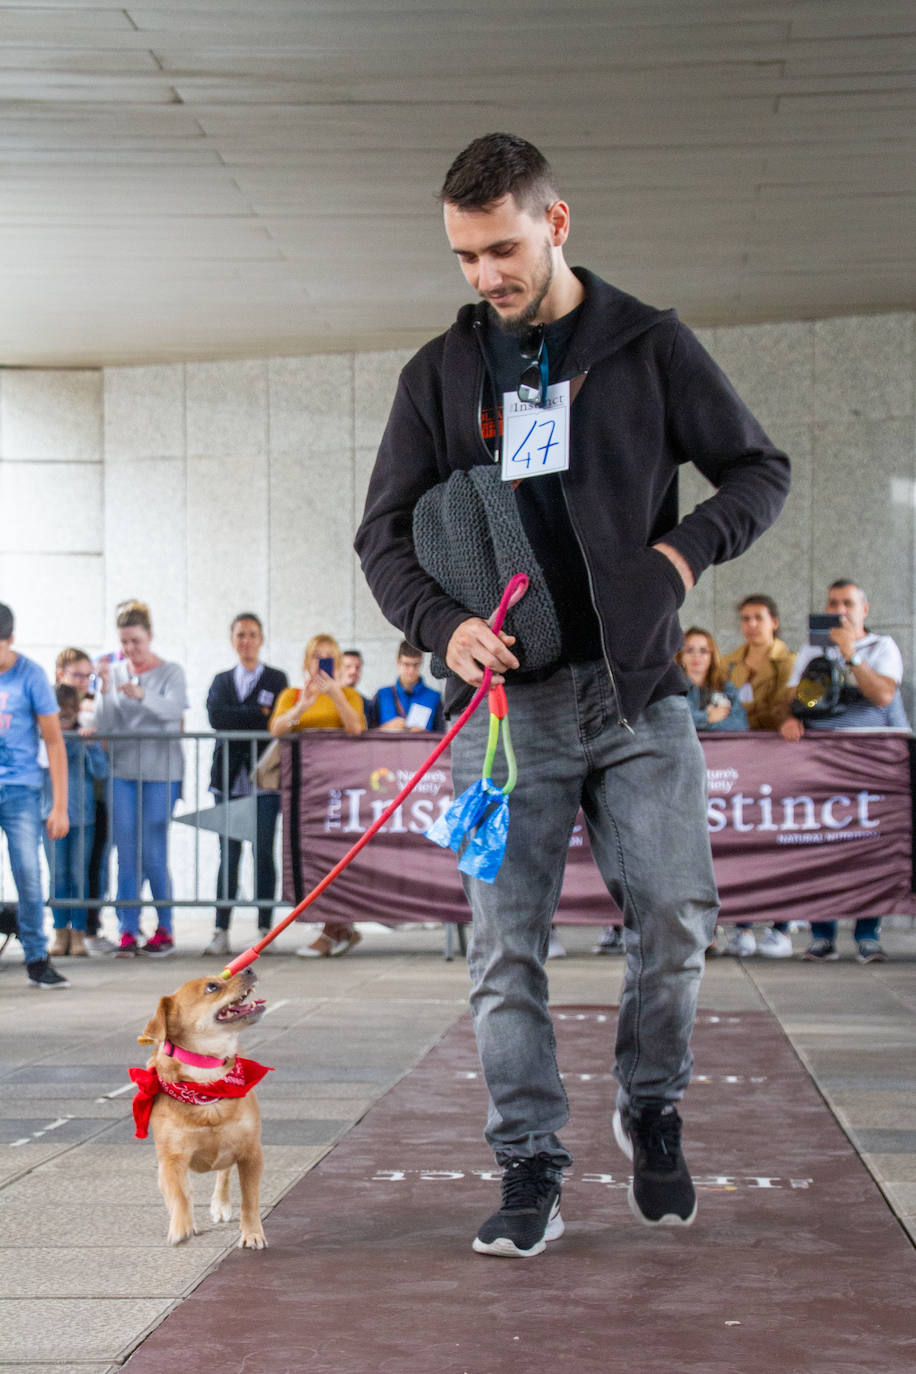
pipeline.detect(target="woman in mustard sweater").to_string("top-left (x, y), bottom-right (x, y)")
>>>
top-left (270, 634), bottom-right (365, 957)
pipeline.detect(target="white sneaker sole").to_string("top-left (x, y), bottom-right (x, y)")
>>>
top-left (472, 1200), bottom-right (564, 1258)
top-left (612, 1108), bottom-right (697, 1227)
top-left (626, 1190), bottom-right (697, 1227)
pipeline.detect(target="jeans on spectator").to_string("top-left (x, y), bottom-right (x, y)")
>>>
top-left (213, 790), bottom-right (281, 931)
top-left (0, 783), bottom-right (47, 964)
top-left (111, 779), bottom-right (181, 936)
top-left (451, 664), bottom-right (719, 1169)
top-left (47, 822), bottom-right (95, 931)
top-left (810, 917), bottom-right (879, 943)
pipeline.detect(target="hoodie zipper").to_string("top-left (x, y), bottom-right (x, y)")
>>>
top-left (473, 318), bottom-right (500, 464)
top-left (474, 317), bottom-right (632, 732)
top-left (558, 466), bottom-right (633, 733)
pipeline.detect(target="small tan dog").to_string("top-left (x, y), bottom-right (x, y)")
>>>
top-left (131, 969), bottom-right (271, 1248)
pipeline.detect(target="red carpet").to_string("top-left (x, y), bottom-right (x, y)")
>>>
top-left (124, 1005), bottom-right (914, 1374)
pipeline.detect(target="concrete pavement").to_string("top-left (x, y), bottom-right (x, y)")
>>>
top-left (1, 912), bottom-right (914, 1371)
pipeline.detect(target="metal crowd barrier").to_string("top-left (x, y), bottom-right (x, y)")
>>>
top-left (0, 730), bottom-right (279, 916)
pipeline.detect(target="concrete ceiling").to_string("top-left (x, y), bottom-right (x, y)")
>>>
top-left (1, 0), bottom-right (914, 367)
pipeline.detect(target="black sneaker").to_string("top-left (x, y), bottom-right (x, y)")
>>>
top-left (26, 959), bottom-right (70, 989)
top-left (856, 939), bottom-right (888, 964)
top-left (803, 938), bottom-right (838, 962)
top-left (472, 1154), bottom-right (565, 1258)
top-left (613, 1102), bottom-right (697, 1227)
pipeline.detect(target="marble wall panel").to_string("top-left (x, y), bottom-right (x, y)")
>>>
top-left (353, 348), bottom-right (415, 450)
top-left (710, 320), bottom-right (814, 434)
top-left (103, 458), bottom-right (187, 659)
top-left (887, 622), bottom-right (915, 720)
top-left (269, 447), bottom-right (354, 647)
top-left (352, 445), bottom-right (399, 642)
top-left (678, 577), bottom-right (715, 641)
top-left (0, 461), bottom-right (103, 553)
top-left (270, 638), bottom-right (307, 687)
top-left (268, 354), bottom-right (353, 456)
top-left (810, 416), bottom-right (913, 626)
top-left (104, 364), bottom-right (185, 461)
top-left (0, 369), bottom-right (102, 461)
top-left (814, 313), bottom-right (913, 423)
top-left (183, 638), bottom-right (235, 735)
top-left (712, 425), bottom-right (812, 656)
top-left (0, 552), bottom-right (104, 656)
top-left (186, 452), bottom-right (269, 645)
top-left (186, 360), bottom-right (268, 460)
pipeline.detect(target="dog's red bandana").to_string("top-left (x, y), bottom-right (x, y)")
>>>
top-left (129, 1056), bottom-right (273, 1139)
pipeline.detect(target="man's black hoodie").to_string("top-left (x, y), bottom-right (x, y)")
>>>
top-left (355, 269), bottom-right (790, 722)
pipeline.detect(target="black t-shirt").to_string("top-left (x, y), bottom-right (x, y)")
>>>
top-left (483, 308), bottom-right (603, 665)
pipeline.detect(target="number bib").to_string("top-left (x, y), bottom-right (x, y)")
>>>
top-left (500, 381), bottom-right (570, 481)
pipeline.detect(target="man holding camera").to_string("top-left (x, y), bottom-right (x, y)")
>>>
top-left (780, 579), bottom-right (909, 962)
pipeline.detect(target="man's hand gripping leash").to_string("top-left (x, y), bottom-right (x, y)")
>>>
top-left (219, 574), bottom-right (529, 979)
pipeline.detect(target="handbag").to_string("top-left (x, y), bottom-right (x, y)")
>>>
top-left (252, 739), bottom-right (282, 791)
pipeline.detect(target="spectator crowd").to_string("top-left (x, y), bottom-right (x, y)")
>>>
top-left (0, 578), bottom-right (909, 988)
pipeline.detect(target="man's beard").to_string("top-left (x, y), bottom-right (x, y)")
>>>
top-left (485, 241), bottom-right (554, 337)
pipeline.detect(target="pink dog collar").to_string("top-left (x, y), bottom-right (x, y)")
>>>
top-left (161, 1039), bottom-right (227, 1069)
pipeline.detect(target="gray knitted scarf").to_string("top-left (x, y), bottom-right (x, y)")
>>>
top-left (412, 465), bottom-right (562, 679)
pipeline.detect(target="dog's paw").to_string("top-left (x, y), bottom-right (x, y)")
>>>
top-left (238, 1229), bottom-right (267, 1250)
top-left (210, 1200), bottom-right (233, 1224)
top-left (167, 1224), bottom-right (197, 1246)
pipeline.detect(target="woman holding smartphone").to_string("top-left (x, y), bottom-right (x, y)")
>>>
top-left (93, 600), bottom-right (187, 958)
top-left (676, 628), bottom-right (748, 732)
top-left (269, 634), bottom-right (365, 957)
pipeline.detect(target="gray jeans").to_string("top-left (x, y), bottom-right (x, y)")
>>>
top-left (450, 663), bottom-right (718, 1169)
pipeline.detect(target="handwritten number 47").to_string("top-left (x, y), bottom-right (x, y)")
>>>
top-left (510, 418), bottom-right (558, 468)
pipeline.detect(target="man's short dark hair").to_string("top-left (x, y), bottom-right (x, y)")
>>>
top-left (397, 640), bottom-right (422, 661)
top-left (342, 649), bottom-right (363, 660)
top-left (439, 133), bottom-right (559, 215)
top-left (0, 602), bottom-right (13, 640)
top-left (828, 579), bottom-right (864, 598)
top-left (231, 612), bottom-right (262, 632)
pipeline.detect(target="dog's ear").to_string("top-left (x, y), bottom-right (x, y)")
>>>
top-left (139, 995), bottom-right (172, 1046)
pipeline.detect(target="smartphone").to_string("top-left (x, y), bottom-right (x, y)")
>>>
top-left (808, 613), bottom-right (842, 647)
top-left (318, 657), bottom-right (335, 678)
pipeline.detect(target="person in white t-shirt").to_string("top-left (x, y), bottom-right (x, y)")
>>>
top-left (779, 580), bottom-right (910, 964)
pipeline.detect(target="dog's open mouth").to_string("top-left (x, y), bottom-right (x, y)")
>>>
top-left (216, 995), bottom-right (267, 1023)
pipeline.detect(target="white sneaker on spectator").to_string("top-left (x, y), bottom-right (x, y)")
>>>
top-left (201, 930), bottom-right (230, 958)
top-left (592, 925), bottom-right (624, 955)
top-left (547, 930), bottom-right (567, 959)
top-left (86, 934), bottom-right (118, 956)
top-left (725, 928), bottom-right (756, 958)
top-left (758, 928), bottom-right (793, 959)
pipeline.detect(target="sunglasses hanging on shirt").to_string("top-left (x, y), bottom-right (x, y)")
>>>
top-left (517, 324), bottom-right (548, 406)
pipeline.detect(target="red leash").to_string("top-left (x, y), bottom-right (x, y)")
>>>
top-left (220, 574), bottom-right (529, 978)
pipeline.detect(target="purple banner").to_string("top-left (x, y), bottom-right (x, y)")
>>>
top-left (702, 731), bottom-right (915, 924)
top-left (281, 730), bottom-right (915, 926)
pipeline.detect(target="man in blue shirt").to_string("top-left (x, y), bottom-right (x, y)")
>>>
top-left (0, 603), bottom-right (70, 987)
top-left (372, 641), bottom-right (444, 733)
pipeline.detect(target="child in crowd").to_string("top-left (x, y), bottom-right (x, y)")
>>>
top-left (47, 685), bottom-right (109, 959)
